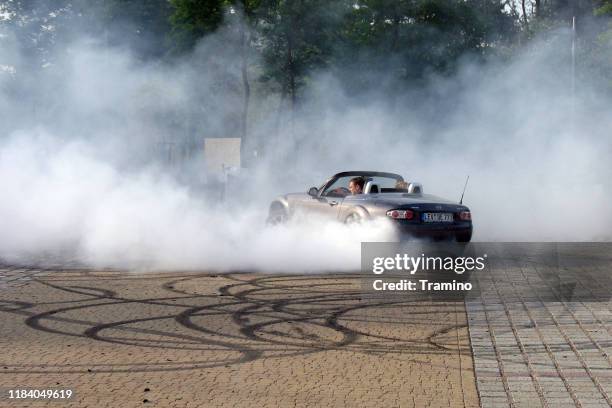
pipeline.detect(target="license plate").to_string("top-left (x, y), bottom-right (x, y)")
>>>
top-left (422, 212), bottom-right (454, 223)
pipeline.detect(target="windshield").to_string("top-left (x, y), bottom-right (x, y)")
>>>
top-left (321, 176), bottom-right (354, 197)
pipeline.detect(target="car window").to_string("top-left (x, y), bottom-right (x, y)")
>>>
top-left (322, 176), bottom-right (353, 197)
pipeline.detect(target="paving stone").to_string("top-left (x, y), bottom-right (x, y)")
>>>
top-left (467, 262), bottom-right (612, 408)
top-left (0, 269), bottom-right (479, 408)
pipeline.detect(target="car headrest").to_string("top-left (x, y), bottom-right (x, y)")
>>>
top-left (364, 180), bottom-right (379, 194)
top-left (408, 183), bottom-right (423, 194)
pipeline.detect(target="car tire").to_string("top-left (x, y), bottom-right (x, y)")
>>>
top-left (344, 213), bottom-right (362, 224)
top-left (267, 202), bottom-right (288, 225)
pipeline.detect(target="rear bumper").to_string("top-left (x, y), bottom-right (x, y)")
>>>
top-left (394, 222), bottom-right (473, 240)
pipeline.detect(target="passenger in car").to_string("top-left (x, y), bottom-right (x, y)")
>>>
top-left (395, 180), bottom-right (409, 192)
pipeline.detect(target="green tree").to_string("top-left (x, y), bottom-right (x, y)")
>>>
top-left (0, 1), bottom-right (174, 65)
top-left (0, 0), bottom-right (77, 68)
top-left (101, 0), bottom-right (173, 60)
top-left (169, 0), bottom-right (260, 154)
top-left (592, 1), bottom-right (612, 90)
top-left (336, 0), bottom-right (515, 94)
top-left (256, 0), bottom-right (340, 126)
top-left (233, 1), bottom-right (261, 156)
top-left (169, 0), bottom-right (225, 53)
top-left (596, 0), bottom-right (612, 15)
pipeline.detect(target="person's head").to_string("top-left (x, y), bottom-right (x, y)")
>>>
top-left (348, 177), bottom-right (365, 195)
top-left (395, 180), bottom-right (408, 190)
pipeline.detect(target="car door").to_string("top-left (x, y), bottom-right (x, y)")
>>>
top-left (302, 176), bottom-right (352, 219)
top-left (302, 193), bottom-right (342, 219)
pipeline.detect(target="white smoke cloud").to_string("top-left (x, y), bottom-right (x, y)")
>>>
top-left (0, 132), bottom-right (397, 270)
top-left (0, 22), bottom-right (610, 271)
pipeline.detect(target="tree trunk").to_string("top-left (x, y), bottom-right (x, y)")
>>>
top-left (287, 28), bottom-right (296, 138)
top-left (274, 91), bottom-right (286, 143)
top-left (239, 16), bottom-right (250, 161)
top-left (521, 0), bottom-right (529, 30)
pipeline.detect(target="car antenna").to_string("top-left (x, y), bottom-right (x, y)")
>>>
top-left (459, 176), bottom-right (470, 204)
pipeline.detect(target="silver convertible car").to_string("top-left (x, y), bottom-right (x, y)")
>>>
top-left (267, 171), bottom-right (472, 242)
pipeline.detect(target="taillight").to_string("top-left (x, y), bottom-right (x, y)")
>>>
top-left (459, 211), bottom-right (471, 221)
top-left (386, 209), bottom-right (414, 220)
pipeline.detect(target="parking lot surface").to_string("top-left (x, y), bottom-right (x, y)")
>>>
top-left (1, 268), bottom-right (478, 407)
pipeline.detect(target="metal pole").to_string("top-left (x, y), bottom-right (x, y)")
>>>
top-left (571, 16), bottom-right (576, 132)
top-left (571, 16), bottom-right (576, 101)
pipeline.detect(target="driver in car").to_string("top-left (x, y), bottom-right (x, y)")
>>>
top-left (348, 177), bottom-right (365, 195)
top-left (329, 176), bottom-right (365, 196)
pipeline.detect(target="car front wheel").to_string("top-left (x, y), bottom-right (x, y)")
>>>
top-left (344, 213), bottom-right (362, 224)
top-left (267, 203), bottom-right (288, 225)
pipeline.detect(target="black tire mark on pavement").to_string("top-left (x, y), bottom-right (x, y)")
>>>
top-left (2, 270), bottom-right (472, 374)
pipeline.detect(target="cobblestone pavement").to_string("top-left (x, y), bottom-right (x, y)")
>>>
top-left (467, 255), bottom-right (612, 408)
top-left (0, 268), bottom-right (478, 408)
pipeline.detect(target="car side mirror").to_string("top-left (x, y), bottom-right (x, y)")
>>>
top-left (308, 187), bottom-right (319, 197)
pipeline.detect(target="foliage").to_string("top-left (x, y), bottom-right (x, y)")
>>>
top-left (255, 0), bottom-right (341, 99)
top-left (334, 0), bottom-right (516, 92)
top-left (596, 0), bottom-right (612, 15)
top-left (102, 0), bottom-right (174, 59)
top-left (3, 0), bottom-right (612, 99)
top-left (169, 0), bottom-right (225, 53)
